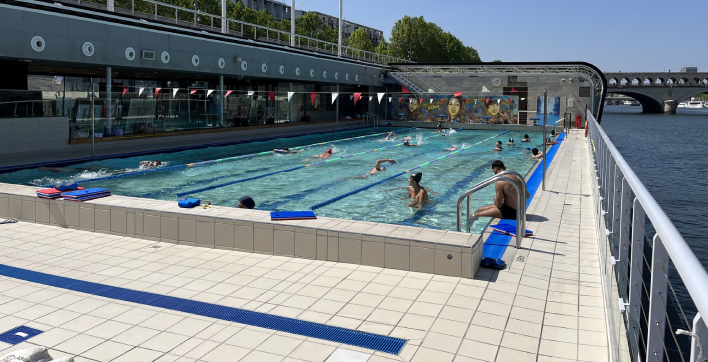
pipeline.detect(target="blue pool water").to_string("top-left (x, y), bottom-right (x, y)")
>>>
top-left (0, 127), bottom-right (543, 232)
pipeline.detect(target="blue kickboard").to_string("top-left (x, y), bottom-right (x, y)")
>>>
top-left (271, 211), bottom-right (317, 220)
top-left (62, 188), bottom-right (110, 198)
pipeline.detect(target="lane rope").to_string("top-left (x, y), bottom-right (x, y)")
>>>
top-left (38, 127), bottom-right (417, 188)
top-left (175, 130), bottom-right (451, 197)
top-left (309, 130), bottom-right (510, 210)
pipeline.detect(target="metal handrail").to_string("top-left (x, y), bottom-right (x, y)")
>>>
top-left (365, 112), bottom-right (378, 128)
top-left (587, 108), bottom-right (708, 362)
top-left (456, 175), bottom-right (523, 248)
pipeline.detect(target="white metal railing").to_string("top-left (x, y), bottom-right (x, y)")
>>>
top-left (73, 0), bottom-right (411, 66)
top-left (586, 109), bottom-right (708, 362)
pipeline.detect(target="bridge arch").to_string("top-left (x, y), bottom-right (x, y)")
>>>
top-left (606, 90), bottom-right (664, 112)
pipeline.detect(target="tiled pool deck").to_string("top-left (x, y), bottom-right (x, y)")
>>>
top-left (0, 130), bottom-right (607, 361)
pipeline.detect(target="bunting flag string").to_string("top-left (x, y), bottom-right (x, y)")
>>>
top-left (353, 93), bottom-right (362, 105)
top-left (332, 92), bottom-right (339, 104)
top-left (155, 87), bottom-right (161, 97)
top-left (485, 98), bottom-right (490, 105)
top-left (482, 86), bottom-right (490, 93)
top-left (310, 92), bottom-right (316, 105)
top-left (190, 89), bottom-right (197, 95)
top-left (368, 96), bottom-right (372, 102)
top-left (122, 87), bottom-right (128, 97)
top-left (378, 93), bottom-right (385, 103)
top-left (497, 99), bottom-right (501, 104)
top-left (454, 92), bottom-right (463, 97)
top-left (138, 88), bottom-right (144, 96)
top-left (173, 88), bottom-right (178, 97)
top-left (287, 92), bottom-right (294, 101)
top-left (207, 89), bottom-right (214, 97)
top-left (225, 90), bottom-right (233, 98)
top-left (388, 97), bottom-right (392, 103)
top-left (268, 91), bottom-right (275, 104)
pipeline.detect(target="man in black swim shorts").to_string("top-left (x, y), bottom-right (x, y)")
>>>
top-left (468, 160), bottom-right (530, 225)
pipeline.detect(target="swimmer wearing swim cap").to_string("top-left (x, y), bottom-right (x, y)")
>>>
top-left (238, 196), bottom-right (256, 209)
top-left (403, 140), bottom-right (420, 147)
top-left (314, 149), bottom-right (333, 159)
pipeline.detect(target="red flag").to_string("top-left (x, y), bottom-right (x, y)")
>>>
top-left (454, 92), bottom-right (463, 97)
top-left (398, 97), bottom-right (402, 103)
top-left (511, 87), bottom-right (517, 92)
top-left (310, 92), bottom-right (316, 105)
top-left (419, 98), bottom-right (424, 104)
top-left (485, 98), bottom-right (489, 105)
top-left (268, 91), bottom-right (275, 104)
top-left (190, 89), bottom-right (197, 95)
top-left (354, 93), bottom-right (362, 105)
top-left (225, 90), bottom-right (233, 97)
top-left (509, 98), bottom-right (514, 103)
top-left (122, 86), bottom-right (128, 97)
top-left (402, 85), bottom-right (410, 94)
top-left (155, 88), bottom-right (161, 97)
top-left (440, 98), bottom-right (445, 104)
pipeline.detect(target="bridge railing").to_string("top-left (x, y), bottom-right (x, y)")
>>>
top-left (47, 0), bottom-right (410, 66)
top-left (587, 109), bottom-right (708, 362)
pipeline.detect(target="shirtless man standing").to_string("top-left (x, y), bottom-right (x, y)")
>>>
top-left (468, 160), bottom-right (529, 224)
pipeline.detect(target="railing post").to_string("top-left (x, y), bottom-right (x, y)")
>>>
top-left (617, 176), bottom-right (631, 298)
top-left (131, 0), bottom-right (134, 15)
top-left (646, 234), bottom-right (669, 362)
top-left (154, 3), bottom-right (157, 19)
top-left (627, 198), bottom-right (645, 362)
top-left (690, 313), bottom-right (708, 362)
top-left (611, 166), bottom-right (623, 259)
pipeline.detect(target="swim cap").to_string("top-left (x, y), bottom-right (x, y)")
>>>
top-left (526, 147), bottom-right (530, 150)
top-left (404, 141), bottom-right (410, 145)
top-left (327, 149), bottom-right (332, 153)
top-left (239, 196), bottom-right (255, 209)
top-left (410, 172), bottom-right (422, 183)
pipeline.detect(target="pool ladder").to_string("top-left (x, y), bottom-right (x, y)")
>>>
top-left (456, 170), bottom-right (528, 248)
top-left (364, 112), bottom-right (378, 128)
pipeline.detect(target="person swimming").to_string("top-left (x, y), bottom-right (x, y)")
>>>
top-left (551, 128), bottom-right (556, 137)
top-left (531, 148), bottom-right (543, 159)
top-left (385, 132), bottom-right (397, 141)
top-left (274, 147), bottom-right (302, 154)
top-left (340, 159), bottom-right (397, 180)
top-left (522, 134), bottom-right (530, 142)
top-left (507, 138), bottom-right (515, 145)
top-left (380, 172), bottom-right (438, 207)
top-left (403, 140), bottom-right (419, 147)
top-left (545, 137), bottom-right (557, 145)
top-left (139, 160), bottom-right (162, 168)
top-left (493, 141), bottom-right (503, 151)
top-left (444, 146), bottom-right (459, 151)
top-left (314, 149), bottom-right (333, 159)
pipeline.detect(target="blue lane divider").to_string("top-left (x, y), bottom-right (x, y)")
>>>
top-left (175, 130), bottom-right (447, 198)
top-left (310, 130), bottom-right (510, 211)
top-left (38, 127), bottom-right (417, 188)
top-left (483, 132), bottom-right (565, 260)
top-left (0, 263), bottom-right (407, 354)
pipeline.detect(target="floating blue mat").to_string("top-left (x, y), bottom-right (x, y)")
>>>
top-left (62, 188), bottom-right (110, 198)
top-left (0, 264), bottom-right (407, 355)
top-left (271, 211), bottom-right (317, 220)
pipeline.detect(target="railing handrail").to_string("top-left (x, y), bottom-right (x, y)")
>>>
top-left (588, 109), bottom-right (708, 319)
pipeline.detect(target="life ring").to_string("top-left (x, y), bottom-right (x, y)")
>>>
top-left (585, 121), bottom-right (588, 138)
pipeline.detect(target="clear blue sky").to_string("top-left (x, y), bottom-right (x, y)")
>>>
top-left (292, 0), bottom-right (707, 72)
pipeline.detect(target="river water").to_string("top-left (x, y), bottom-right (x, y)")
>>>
top-left (600, 105), bottom-right (708, 270)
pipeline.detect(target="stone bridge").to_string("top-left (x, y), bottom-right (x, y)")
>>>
top-left (604, 72), bottom-right (708, 113)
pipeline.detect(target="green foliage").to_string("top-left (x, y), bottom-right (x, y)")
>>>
top-left (345, 28), bottom-right (374, 52)
top-left (386, 15), bottom-right (481, 63)
top-left (491, 60), bottom-right (503, 63)
top-left (375, 39), bottom-right (389, 55)
top-left (295, 12), bottom-right (337, 43)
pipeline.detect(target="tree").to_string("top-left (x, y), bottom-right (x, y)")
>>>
top-left (375, 39), bottom-right (389, 55)
top-left (491, 60), bottom-right (503, 63)
top-left (295, 12), bottom-right (336, 43)
top-left (346, 28), bottom-right (374, 52)
top-left (386, 15), bottom-right (481, 63)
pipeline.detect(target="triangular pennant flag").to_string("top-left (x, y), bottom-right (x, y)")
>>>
top-left (207, 89), bottom-right (214, 97)
top-left (332, 92), bottom-right (339, 104)
top-left (225, 90), bottom-right (233, 97)
top-left (485, 98), bottom-right (489, 105)
top-left (521, 98), bottom-right (526, 100)
top-left (173, 88), bottom-right (178, 97)
top-left (354, 93), bottom-right (362, 105)
top-left (474, 99), bottom-right (478, 105)
top-left (138, 87), bottom-right (144, 96)
top-left (351, 95), bottom-right (354, 100)
top-left (511, 87), bottom-right (517, 92)
top-left (419, 98), bottom-right (424, 104)
top-left (369, 96), bottom-right (372, 102)
top-left (122, 86), bottom-right (128, 97)
top-left (509, 98), bottom-right (514, 103)
top-left (398, 97), bottom-right (402, 103)
top-left (497, 99), bottom-right (501, 104)
top-left (154, 87), bottom-right (161, 97)
top-left (247, 91), bottom-right (254, 96)
top-left (190, 89), bottom-right (197, 95)
top-left (430, 99), bottom-right (433, 103)
top-left (378, 93), bottom-right (385, 103)
top-left (310, 92), bottom-right (316, 105)
top-left (402, 85), bottom-right (410, 94)
top-left (440, 98), bottom-right (444, 104)
top-left (482, 86), bottom-right (490, 93)
top-left (388, 97), bottom-right (392, 102)
top-left (454, 92), bottom-right (463, 97)
top-left (287, 92), bottom-right (294, 101)
top-left (268, 91), bottom-right (275, 104)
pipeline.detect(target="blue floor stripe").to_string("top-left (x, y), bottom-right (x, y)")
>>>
top-left (483, 133), bottom-right (566, 260)
top-left (0, 264), bottom-right (407, 355)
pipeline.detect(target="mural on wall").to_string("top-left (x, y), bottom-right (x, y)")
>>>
top-left (391, 95), bottom-right (519, 124)
top-left (536, 96), bottom-right (560, 125)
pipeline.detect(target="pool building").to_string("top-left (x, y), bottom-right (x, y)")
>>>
top-left (0, 1), bottom-right (707, 362)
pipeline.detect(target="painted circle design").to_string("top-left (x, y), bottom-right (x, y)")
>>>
top-left (346, 74), bottom-right (349, 81)
top-left (218, 58), bottom-right (225, 69)
top-left (125, 47), bottom-right (136, 61)
top-left (82, 42), bottom-right (95, 57)
top-left (335, 72), bottom-right (339, 80)
top-left (161, 51), bottom-right (170, 64)
top-left (323, 71), bottom-right (327, 78)
top-left (310, 69), bottom-right (315, 78)
top-left (192, 55), bottom-right (200, 66)
top-left (296, 67), bottom-right (301, 76)
top-left (279, 65), bottom-right (285, 75)
top-left (241, 61), bottom-right (248, 71)
top-left (31, 36), bottom-right (45, 52)
top-left (355, 74), bottom-right (359, 81)
top-left (261, 63), bottom-right (267, 73)
top-left (492, 77), bottom-right (502, 87)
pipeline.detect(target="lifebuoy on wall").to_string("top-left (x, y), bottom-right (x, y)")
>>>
top-left (575, 115), bottom-right (582, 128)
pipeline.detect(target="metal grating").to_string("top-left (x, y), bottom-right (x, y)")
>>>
top-left (0, 326), bottom-right (44, 344)
top-left (0, 264), bottom-right (407, 355)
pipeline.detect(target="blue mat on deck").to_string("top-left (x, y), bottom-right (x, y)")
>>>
top-left (482, 132), bottom-right (565, 261)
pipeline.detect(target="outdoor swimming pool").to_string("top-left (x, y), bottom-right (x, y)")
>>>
top-left (0, 127), bottom-right (544, 232)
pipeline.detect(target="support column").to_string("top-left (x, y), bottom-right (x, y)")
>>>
top-left (107, 0), bottom-right (114, 11)
top-left (219, 76), bottom-right (224, 126)
top-left (290, 0), bottom-right (295, 47)
top-left (338, 0), bottom-right (342, 56)
top-left (221, 0), bottom-right (227, 34)
top-left (663, 99), bottom-right (677, 114)
top-left (106, 67), bottom-right (112, 135)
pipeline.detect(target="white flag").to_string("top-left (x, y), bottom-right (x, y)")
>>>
top-left (332, 92), bottom-right (339, 104)
top-left (521, 98), bottom-right (526, 100)
top-left (430, 99), bottom-right (433, 103)
top-left (368, 96), bottom-right (372, 101)
top-left (207, 89), bottom-right (214, 97)
top-left (497, 99), bottom-right (501, 104)
top-left (287, 92), bottom-right (294, 101)
top-left (173, 88), bottom-right (178, 97)
top-left (350, 95), bottom-right (353, 100)
top-left (248, 91), bottom-right (255, 96)
top-left (378, 93), bottom-right (385, 103)
top-left (138, 88), bottom-right (144, 96)
top-left (388, 97), bottom-right (392, 102)
top-left (474, 99), bottom-right (478, 105)
top-left (482, 86), bottom-right (490, 93)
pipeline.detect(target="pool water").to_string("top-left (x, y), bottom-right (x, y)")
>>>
top-left (0, 127), bottom-right (543, 232)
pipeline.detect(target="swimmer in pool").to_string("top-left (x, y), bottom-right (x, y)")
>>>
top-left (507, 138), bottom-right (515, 145)
top-left (493, 141), bottom-right (503, 151)
top-left (403, 140), bottom-right (419, 147)
top-left (531, 148), bottom-right (544, 159)
top-left (381, 172), bottom-right (438, 207)
top-left (551, 128), bottom-right (556, 137)
top-left (436, 123), bottom-right (443, 133)
top-left (545, 138), bottom-right (556, 145)
top-left (313, 149), bottom-right (333, 159)
top-left (522, 134), bottom-right (530, 142)
top-left (385, 132), bottom-right (397, 141)
top-left (443, 146), bottom-right (459, 151)
top-left (139, 160), bottom-right (162, 168)
top-left (273, 147), bottom-right (302, 154)
top-left (340, 159), bottom-right (397, 180)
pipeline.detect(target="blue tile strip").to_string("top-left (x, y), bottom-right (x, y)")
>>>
top-left (483, 132), bottom-right (566, 260)
top-left (0, 264), bottom-right (407, 354)
top-left (0, 326), bottom-right (44, 344)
